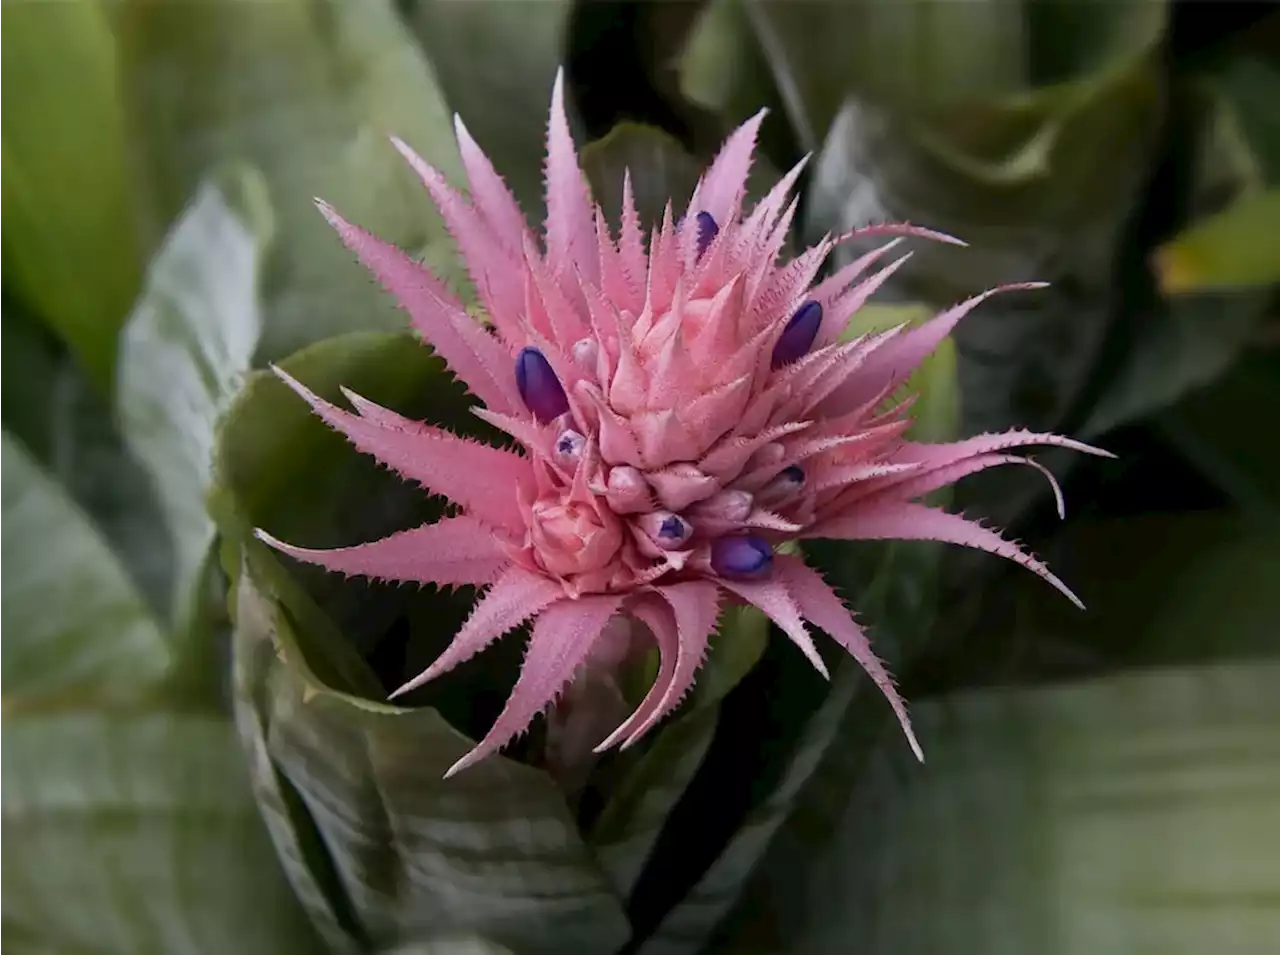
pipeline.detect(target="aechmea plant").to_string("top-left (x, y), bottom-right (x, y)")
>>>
top-left (257, 70), bottom-right (1110, 778)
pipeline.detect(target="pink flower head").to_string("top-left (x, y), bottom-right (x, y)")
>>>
top-left (256, 70), bottom-right (1111, 777)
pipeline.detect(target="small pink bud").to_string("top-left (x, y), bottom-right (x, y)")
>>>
top-left (691, 489), bottom-right (754, 523)
top-left (572, 337), bottom-right (599, 370)
top-left (605, 466), bottom-right (650, 513)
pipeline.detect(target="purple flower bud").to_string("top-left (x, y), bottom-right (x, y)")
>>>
top-left (771, 301), bottom-right (823, 368)
top-left (516, 346), bottom-right (570, 422)
top-left (554, 429), bottom-right (586, 464)
top-left (660, 515), bottom-right (687, 539)
top-left (711, 535), bottom-right (773, 577)
top-left (696, 211), bottom-right (719, 258)
top-left (640, 511), bottom-right (693, 550)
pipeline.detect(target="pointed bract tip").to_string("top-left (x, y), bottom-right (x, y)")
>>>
top-left (711, 535), bottom-right (773, 578)
top-left (551, 66), bottom-right (567, 107)
top-left (253, 527), bottom-right (283, 549)
top-left (388, 134), bottom-right (424, 171)
top-left (442, 756), bottom-right (470, 780)
top-left (837, 222), bottom-right (967, 247)
top-left (313, 198), bottom-right (340, 225)
top-left (908, 731), bottom-right (925, 763)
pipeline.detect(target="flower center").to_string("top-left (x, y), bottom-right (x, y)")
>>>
top-left (529, 497), bottom-right (623, 578)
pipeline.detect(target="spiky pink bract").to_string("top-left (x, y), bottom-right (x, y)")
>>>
top-left (257, 70), bottom-right (1112, 778)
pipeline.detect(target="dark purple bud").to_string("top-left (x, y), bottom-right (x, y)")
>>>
top-left (659, 515), bottom-right (687, 540)
top-left (711, 535), bottom-right (773, 578)
top-left (695, 211), bottom-right (719, 258)
top-left (516, 346), bottom-right (570, 422)
top-left (781, 465), bottom-right (805, 486)
top-left (771, 301), bottom-right (823, 368)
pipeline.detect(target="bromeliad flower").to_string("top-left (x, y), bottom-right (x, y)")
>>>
top-left (257, 70), bottom-right (1110, 777)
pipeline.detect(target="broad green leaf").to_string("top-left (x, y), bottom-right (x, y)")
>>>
top-left (1081, 78), bottom-right (1271, 439)
top-left (0, 301), bottom-right (64, 466)
top-left (384, 940), bottom-right (515, 955)
top-left (590, 606), bottom-right (769, 898)
top-left (771, 2), bottom-right (1169, 500)
top-left (116, 166), bottom-right (272, 640)
top-left (1154, 188), bottom-right (1280, 292)
top-left (2, 711), bottom-right (318, 954)
top-left (582, 123), bottom-right (704, 230)
top-left (1219, 56), bottom-right (1280, 180)
top-left (1, 323), bottom-right (176, 622)
top-left (680, 0), bottom-right (780, 136)
top-left (398, 0), bottom-right (569, 216)
top-left (756, 663), bottom-right (1280, 955)
top-left (639, 663), bottom-right (863, 955)
top-left (1158, 353), bottom-right (1280, 513)
top-left (747, 0), bottom-right (1167, 153)
top-left (116, 0), bottom-right (468, 360)
top-left (232, 565), bottom-right (383, 955)
top-left (231, 567), bottom-right (631, 955)
top-left (1, 0), bottom-right (143, 391)
top-left (1, 432), bottom-right (168, 708)
top-left (210, 331), bottom-right (485, 706)
top-left (994, 514), bottom-right (1280, 667)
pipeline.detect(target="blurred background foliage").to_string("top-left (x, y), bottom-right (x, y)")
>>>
top-left (2, 2), bottom-right (1278, 954)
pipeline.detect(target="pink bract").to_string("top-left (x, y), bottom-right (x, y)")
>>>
top-left (256, 70), bottom-right (1111, 777)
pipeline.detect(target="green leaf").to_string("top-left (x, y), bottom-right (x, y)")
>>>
top-left (116, 166), bottom-right (272, 639)
top-left (638, 664), bottom-right (864, 955)
top-left (680, 0), bottom-right (779, 132)
top-left (1158, 353), bottom-right (1280, 513)
top-left (780, 2), bottom-right (1169, 465)
top-left (747, 0), bottom-right (1168, 153)
top-left (116, 0), bottom-right (468, 360)
top-left (1, 432), bottom-right (168, 708)
top-left (1082, 79), bottom-right (1271, 439)
top-left (1, 0), bottom-right (143, 391)
top-left (756, 662), bottom-right (1280, 955)
top-left (383, 940), bottom-right (515, 955)
top-left (10, 371), bottom-right (176, 625)
top-left (581, 123), bottom-right (704, 231)
top-left (397, 0), bottom-right (569, 216)
top-left (1219, 56), bottom-right (1280, 181)
top-left (1154, 188), bottom-right (1280, 292)
top-left (998, 514), bottom-right (1280, 668)
top-left (2, 711), bottom-right (318, 954)
top-left (210, 331), bottom-right (486, 704)
top-left (589, 606), bottom-right (769, 898)
top-left (0, 301), bottom-right (64, 466)
top-left (231, 567), bottom-right (631, 954)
